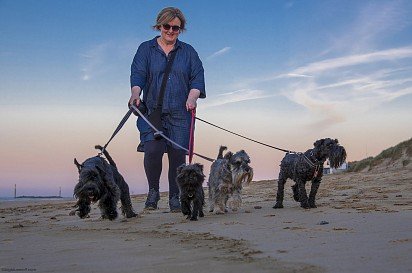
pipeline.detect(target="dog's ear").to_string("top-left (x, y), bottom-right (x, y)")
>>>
top-left (334, 138), bottom-right (339, 144)
top-left (194, 163), bottom-right (204, 172)
top-left (74, 158), bottom-right (83, 173)
top-left (95, 165), bottom-right (109, 185)
top-left (313, 139), bottom-right (324, 147)
top-left (95, 165), bottom-right (120, 199)
top-left (95, 165), bottom-right (104, 175)
top-left (95, 166), bottom-right (106, 182)
top-left (176, 163), bottom-right (185, 174)
top-left (224, 151), bottom-right (233, 160)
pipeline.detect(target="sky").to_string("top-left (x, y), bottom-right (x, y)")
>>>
top-left (1, 0), bottom-right (411, 197)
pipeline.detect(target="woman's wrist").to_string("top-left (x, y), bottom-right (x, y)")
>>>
top-left (131, 86), bottom-right (142, 96)
top-left (129, 86), bottom-right (142, 106)
top-left (188, 89), bottom-right (200, 100)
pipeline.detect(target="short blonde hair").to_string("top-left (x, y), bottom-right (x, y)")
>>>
top-left (153, 7), bottom-right (186, 32)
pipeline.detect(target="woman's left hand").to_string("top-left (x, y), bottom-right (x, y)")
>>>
top-left (186, 89), bottom-right (201, 111)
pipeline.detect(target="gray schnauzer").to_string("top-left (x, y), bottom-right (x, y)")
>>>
top-left (73, 145), bottom-right (137, 220)
top-left (273, 138), bottom-right (347, 209)
top-left (208, 146), bottom-right (254, 214)
top-left (176, 163), bottom-right (205, 221)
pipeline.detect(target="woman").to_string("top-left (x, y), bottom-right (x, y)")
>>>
top-left (129, 7), bottom-right (206, 212)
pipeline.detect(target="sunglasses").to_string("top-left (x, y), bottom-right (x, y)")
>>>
top-left (162, 24), bottom-right (181, 32)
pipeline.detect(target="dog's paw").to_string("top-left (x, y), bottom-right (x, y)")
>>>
top-left (78, 212), bottom-right (90, 218)
top-left (308, 202), bottom-right (317, 208)
top-left (273, 203), bottom-right (284, 209)
top-left (190, 217), bottom-right (198, 221)
top-left (199, 211), bottom-right (204, 217)
top-left (300, 201), bottom-right (310, 209)
top-left (126, 212), bottom-right (138, 218)
top-left (228, 200), bottom-right (241, 212)
top-left (213, 209), bottom-right (225, 215)
top-left (106, 211), bottom-right (118, 220)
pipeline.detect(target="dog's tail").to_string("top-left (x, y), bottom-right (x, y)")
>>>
top-left (95, 145), bottom-right (117, 168)
top-left (217, 146), bottom-right (227, 159)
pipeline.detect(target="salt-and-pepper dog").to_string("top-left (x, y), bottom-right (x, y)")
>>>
top-left (273, 138), bottom-right (347, 209)
top-left (73, 145), bottom-right (137, 220)
top-left (208, 146), bottom-right (254, 214)
top-left (176, 163), bottom-right (206, 221)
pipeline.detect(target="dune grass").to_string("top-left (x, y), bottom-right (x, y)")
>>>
top-left (348, 138), bottom-right (412, 172)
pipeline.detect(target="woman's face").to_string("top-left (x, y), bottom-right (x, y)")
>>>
top-left (160, 17), bottom-right (181, 44)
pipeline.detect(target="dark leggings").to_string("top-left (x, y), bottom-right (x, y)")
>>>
top-left (143, 140), bottom-right (186, 197)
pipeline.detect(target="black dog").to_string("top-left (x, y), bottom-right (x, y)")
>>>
top-left (176, 163), bottom-right (205, 221)
top-left (273, 138), bottom-right (346, 209)
top-left (73, 145), bottom-right (137, 220)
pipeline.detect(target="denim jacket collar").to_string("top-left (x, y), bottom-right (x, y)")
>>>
top-left (150, 36), bottom-right (182, 51)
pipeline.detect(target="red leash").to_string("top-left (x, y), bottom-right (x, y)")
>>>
top-left (188, 109), bottom-right (196, 164)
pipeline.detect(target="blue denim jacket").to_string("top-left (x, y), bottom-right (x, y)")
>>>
top-left (131, 36), bottom-right (205, 113)
top-left (130, 37), bottom-right (206, 149)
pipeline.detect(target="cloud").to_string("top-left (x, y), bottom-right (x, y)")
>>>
top-left (279, 47), bottom-right (412, 126)
top-left (218, 46), bottom-right (412, 129)
top-left (201, 89), bottom-right (274, 108)
top-left (203, 45), bottom-right (412, 124)
top-left (292, 46), bottom-right (412, 76)
top-left (351, 1), bottom-right (410, 51)
top-left (285, 73), bottom-right (313, 78)
top-left (78, 38), bottom-right (139, 81)
top-left (206, 47), bottom-right (231, 60)
top-left (79, 43), bottom-right (110, 81)
top-left (321, 1), bottom-right (411, 55)
top-left (200, 2), bottom-right (412, 131)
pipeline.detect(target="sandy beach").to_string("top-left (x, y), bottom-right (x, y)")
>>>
top-left (1, 166), bottom-right (411, 273)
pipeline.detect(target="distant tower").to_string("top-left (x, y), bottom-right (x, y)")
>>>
top-left (59, 187), bottom-right (61, 197)
top-left (14, 184), bottom-right (16, 198)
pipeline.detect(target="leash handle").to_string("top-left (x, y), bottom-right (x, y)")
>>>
top-left (188, 109), bottom-right (196, 164)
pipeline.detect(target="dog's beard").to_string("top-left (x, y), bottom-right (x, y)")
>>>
top-left (329, 145), bottom-right (347, 169)
top-left (182, 180), bottom-right (202, 199)
top-left (231, 166), bottom-right (253, 187)
top-left (243, 167), bottom-right (253, 185)
top-left (88, 193), bottom-right (99, 203)
top-left (81, 191), bottom-right (100, 203)
top-left (185, 188), bottom-right (196, 198)
top-left (75, 184), bottom-right (101, 203)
